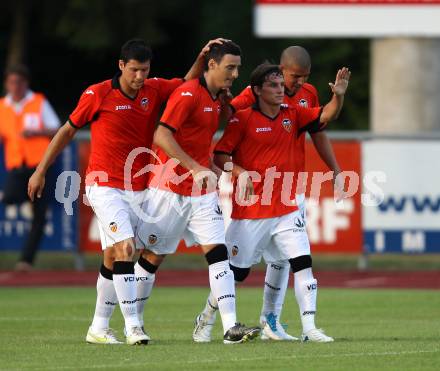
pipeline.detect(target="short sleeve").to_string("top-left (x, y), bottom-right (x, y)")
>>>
top-left (214, 115), bottom-right (245, 155)
top-left (159, 87), bottom-right (196, 132)
top-left (295, 106), bottom-right (326, 135)
top-left (69, 87), bottom-right (101, 128)
top-left (155, 77), bottom-right (185, 102)
top-left (230, 86), bottom-right (255, 112)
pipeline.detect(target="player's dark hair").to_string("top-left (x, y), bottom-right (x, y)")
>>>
top-left (4, 64), bottom-right (30, 81)
top-left (250, 63), bottom-right (282, 90)
top-left (204, 40), bottom-right (241, 71)
top-left (120, 39), bottom-right (153, 63)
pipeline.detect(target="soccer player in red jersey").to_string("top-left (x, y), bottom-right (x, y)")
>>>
top-left (27, 38), bottom-right (223, 345)
top-left (136, 41), bottom-right (261, 344)
top-left (205, 46), bottom-right (343, 341)
top-left (194, 63), bottom-right (350, 343)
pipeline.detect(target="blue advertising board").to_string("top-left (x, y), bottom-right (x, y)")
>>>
top-left (0, 144), bottom-right (78, 251)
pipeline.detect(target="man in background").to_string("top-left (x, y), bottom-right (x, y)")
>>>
top-left (0, 65), bottom-right (60, 272)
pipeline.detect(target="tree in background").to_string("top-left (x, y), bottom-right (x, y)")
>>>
top-left (1, 0), bottom-right (368, 129)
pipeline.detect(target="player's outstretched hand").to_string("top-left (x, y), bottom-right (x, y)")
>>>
top-left (218, 88), bottom-right (233, 106)
top-left (199, 38), bottom-right (231, 58)
top-left (28, 171), bottom-right (46, 202)
top-left (191, 165), bottom-right (218, 193)
top-left (236, 169), bottom-right (255, 204)
top-left (329, 67), bottom-right (351, 96)
top-left (333, 171), bottom-right (344, 202)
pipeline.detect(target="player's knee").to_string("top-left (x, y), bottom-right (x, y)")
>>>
top-left (230, 264), bottom-right (250, 282)
top-left (138, 252), bottom-right (161, 274)
top-left (289, 255), bottom-right (312, 273)
top-left (204, 244), bottom-right (228, 265)
top-left (140, 249), bottom-right (166, 268)
top-left (114, 239), bottom-right (135, 261)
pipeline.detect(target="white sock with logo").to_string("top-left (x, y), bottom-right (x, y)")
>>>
top-left (91, 268), bottom-right (118, 332)
top-left (261, 262), bottom-right (290, 322)
top-left (208, 260), bottom-right (236, 334)
top-left (294, 268), bottom-right (317, 333)
top-left (113, 261), bottom-right (141, 330)
top-left (134, 261), bottom-right (156, 327)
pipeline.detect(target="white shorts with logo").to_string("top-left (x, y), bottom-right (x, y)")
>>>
top-left (296, 193), bottom-right (306, 222)
top-left (226, 210), bottom-right (310, 268)
top-left (85, 185), bottom-right (147, 250)
top-left (136, 188), bottom-right (226, 255)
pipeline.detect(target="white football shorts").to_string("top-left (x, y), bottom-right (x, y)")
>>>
top-left (85, 184), bottom-right (147, 250)
top-left (136, 188), bottom-right (226, 255)
top-left (226, 209), bottom-right (310, 268)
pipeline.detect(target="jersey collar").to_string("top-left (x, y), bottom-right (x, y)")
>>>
top-left (251, 101), bottom-right (282, 121)
top-left (112, 72), bottom-right (138, 101)
top-left (199, 75), bottom-right (218, 101)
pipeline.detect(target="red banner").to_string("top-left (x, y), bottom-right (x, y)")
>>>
top-left (304, 141), bottom-right (362, 253)
top-left (78, 140), bottom-right (362, 254)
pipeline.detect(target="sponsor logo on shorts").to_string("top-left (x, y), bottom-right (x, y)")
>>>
top-left (292, 216), bottom-right (305, 232)
top-left (282, 119), bottom-right (292, 133)
top-left (148, 234), bottom-right (158, 245)
top-left (140, 97), bottom-right (149, 110)
top-left (294, 217), bottom-right (305, 228)
top-left (231, 245), bottom-right (239, 256)
top-left (109, 222), bottom-right (117, 233)
top-left (212, 205), bottom-right (223, 221)
top-left (215, 205), bottom-right (223, 215)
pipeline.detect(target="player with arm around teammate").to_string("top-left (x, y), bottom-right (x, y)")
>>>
top-left (193, 63), bottom-right (350, 343)
top-left (27, 38), bottom-right (224, 345)
top-left (197, 46), bottom-right (344, 341)
top-left (134, 41), bottom-right (261, 344)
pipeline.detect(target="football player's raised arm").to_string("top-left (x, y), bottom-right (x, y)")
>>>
top-left (184, 38), bottom-right (229, 81)
top-left (320, 67), bottom-right (351, 123)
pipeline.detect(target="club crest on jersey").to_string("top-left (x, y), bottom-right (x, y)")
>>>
top-left (148, 234), bottom-right (158, 245)
top-left (232, 245), bottom-right (239, 256)
top-left (140, 97), bottom-right (149, 110)
top-left (282, 119), bottom-right (292, 133)
top-left (299, 99), bottom-right (308, 107)
top-left (109, 222), bottom-right (118, 233)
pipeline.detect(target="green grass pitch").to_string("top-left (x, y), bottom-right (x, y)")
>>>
top-left (0, 287), bottom-right (439, 370)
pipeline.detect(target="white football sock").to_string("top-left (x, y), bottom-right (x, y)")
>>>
top-left (261, 262), bottom-right (290, 321)
top-left (134, 261), bottom-right (156, 327)
top-left (91, 272), bottom-right (118, 332)
top-left (208, 260), bottom-right (236, 334)
top-left (113, 261), bottom-right (141, 329)
top-left (201, 291), bottom-right (218, 319)
top-left (294, 268), bottom-right (317, 333)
